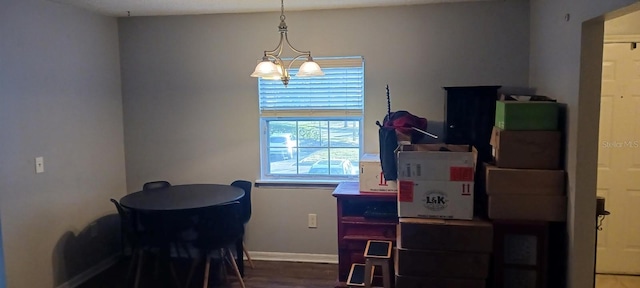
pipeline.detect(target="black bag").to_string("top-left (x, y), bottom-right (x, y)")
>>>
top-left (378, 111), bottom-right (428, 181)
top-left (379, 126), bottom-right (399, 180)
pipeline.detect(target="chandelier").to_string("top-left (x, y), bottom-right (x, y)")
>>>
top-left (250, 0), bottom-right (324, 87)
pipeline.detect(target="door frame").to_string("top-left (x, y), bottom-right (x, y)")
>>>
top-left (579, 4), bottom-right (640, 287)
top-left (594, 35), bottom-right (640, 274)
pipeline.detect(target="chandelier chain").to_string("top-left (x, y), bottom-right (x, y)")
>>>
top-left (280, 0), bottom-right (285, 21)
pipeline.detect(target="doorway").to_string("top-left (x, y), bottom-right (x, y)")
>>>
top-left (595, 9), bottom-right (640, 286)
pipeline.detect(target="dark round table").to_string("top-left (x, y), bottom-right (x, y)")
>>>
top-left (120, 184), bottom-right (244, 211)
top-left (119, 183), bottom-right (247, 276)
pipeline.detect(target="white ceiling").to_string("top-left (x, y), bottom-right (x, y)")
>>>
top-left (50, 0), bottom-right (497, 17)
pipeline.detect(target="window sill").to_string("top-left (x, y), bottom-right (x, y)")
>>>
top-left (255, 179), bottom-right (353, 189)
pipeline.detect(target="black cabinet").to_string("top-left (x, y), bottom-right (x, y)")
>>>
top-left (443, 85), bottom-right (501, 161)
top-left (444, 86), bottom-right (501, 219)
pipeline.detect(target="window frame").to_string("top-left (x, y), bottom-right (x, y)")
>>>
top-left (257, 56), bottom-right (365, 184)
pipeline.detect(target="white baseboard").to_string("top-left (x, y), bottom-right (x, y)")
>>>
top-left (56, 254), bottom-right (121, 288)
top-left (246, 251), bottom-right (338, 264)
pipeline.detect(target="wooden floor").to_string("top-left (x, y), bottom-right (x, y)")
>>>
top-left (78, 256), bottom-right (338, 288)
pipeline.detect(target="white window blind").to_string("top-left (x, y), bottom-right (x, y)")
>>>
top-left (259, 56), bottom-right (364, 117)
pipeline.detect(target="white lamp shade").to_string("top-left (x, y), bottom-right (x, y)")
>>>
top-left (296, 61), bottom-right (324, 77)
top-left (251, 61), bottom-right (282, 78)
top-left (262, 64), bottom-right (285, 80)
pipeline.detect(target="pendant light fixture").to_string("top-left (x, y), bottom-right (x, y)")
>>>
top-left (250, 0), bottom-right (324, 86)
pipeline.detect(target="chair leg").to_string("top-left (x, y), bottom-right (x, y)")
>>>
top-left (226, 248), bottom-right (246, 288)
top-left (134, 250), bottom-right (145, 288)
top-left (126, 248), bottom-right (139, 284)
top-left (243, 243), bottom-right (254, 269)
top-left (220, 248), bottom-right (228, 283)
top-left (202, 256), bottom-right (211, 288)
top-left (169, 261), bottom-right (182, 288)
top-left (185, 257), bottom-right (199, 288)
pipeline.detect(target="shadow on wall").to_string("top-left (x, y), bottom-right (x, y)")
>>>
top-left (52, 214), bottom-right (121, 287)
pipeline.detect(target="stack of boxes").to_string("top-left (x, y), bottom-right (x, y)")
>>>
top-left (396, 218), bottom-right (493, 288)
top-left (486, 98), bottom-right (566, 288)
top-left (487, 99), bottom-right (566, 221)
top-left (394, 144), bottom-right (493, 288)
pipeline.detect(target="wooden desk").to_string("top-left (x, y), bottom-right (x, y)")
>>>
top-left (332, 182), bottom-right (398, 287)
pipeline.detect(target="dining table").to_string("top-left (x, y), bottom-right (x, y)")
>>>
top-left (120, 183), bottom-right (247, 278)
top-left (120, 184), bottom-right (244, 211)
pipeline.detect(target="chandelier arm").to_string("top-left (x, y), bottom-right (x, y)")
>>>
top-left (286, 54), bottom-right (311, 71)
top-left (263, 33), bottom-right (286, 57)
top-left (283, 32), bottom-right (311, 56)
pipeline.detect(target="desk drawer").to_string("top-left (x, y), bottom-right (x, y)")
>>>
top-left (341, 223), bottom-right (396, 242)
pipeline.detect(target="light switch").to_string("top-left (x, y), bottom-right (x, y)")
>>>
top-left (35, 157), bottom-right (44, 174)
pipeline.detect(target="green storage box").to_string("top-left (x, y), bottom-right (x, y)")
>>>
top-left (495, 101), bottom-right (559, 130)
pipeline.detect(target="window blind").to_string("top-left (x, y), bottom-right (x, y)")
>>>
top-left (259, 56), bottom-right (364, 117)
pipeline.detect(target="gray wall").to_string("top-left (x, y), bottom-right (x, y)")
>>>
top-left (0, 0), bottom-right (126, 287)
top-left (529, 1), bottom-right (639, 288)
top-left (119, 1), bottom-right (529, 255)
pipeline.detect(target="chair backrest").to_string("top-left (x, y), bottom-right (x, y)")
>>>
top-left (195, 201), bottom-right (244, 250)
top-left (230, 180), bottom-right (252, 224)
top-left (143, 180), bottom-right (171, 191)
top-left (110, 198), bottom-right (139, 246)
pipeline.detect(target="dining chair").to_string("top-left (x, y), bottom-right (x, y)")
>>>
top-left (231, 179), bottom-right (254, 269)
top-left (142, 180), bottom-right (171, 190)
top-left (142, 180), bottom-right (198, 262)
top-left (186, 201), bottom-right (246, 288)
top-left (110, 199), bottom-right (159, 288)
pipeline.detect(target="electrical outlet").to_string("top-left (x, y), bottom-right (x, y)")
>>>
top-left (308, 214), bottom-right (317, 228)
top-left (35, 157), bottom-right (44, 174)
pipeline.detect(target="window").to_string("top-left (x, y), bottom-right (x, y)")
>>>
top-left (259, 56), bottom-right (364, 181)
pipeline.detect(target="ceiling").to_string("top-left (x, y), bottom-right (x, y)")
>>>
top-left (50, 0), bottom-right (497, 17)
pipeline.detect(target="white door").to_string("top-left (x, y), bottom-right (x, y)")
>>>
top-left (596, 42), bottom-right (640, 274)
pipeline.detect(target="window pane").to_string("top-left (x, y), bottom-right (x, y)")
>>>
top-left (265, 119), bottom-right (360, 177)
top-left (329, 121), bottom-right (360, 148)
top-left (298, 121), bottom-right (328, 148)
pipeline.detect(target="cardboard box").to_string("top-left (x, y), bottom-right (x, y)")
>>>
top-left (490, 127), bottom-right (561, 169)
top-left (397, 180), bottom-right (474, 220)
top-left (398, 218), bottom-right (493, 253)
top-left (395, 274), bottom-right (486, 288)
top-left (397, 144), bottom-right (474, 181)
top-left (395, 248), bottom-right (490, 279)
top-left (397, 144), bottom-right (475, 220)
top-left (359, 154), bottom-right (397, 193)
top-left (485, 164), bottom-right (565, 195)
top-left (495, 100), bottom-right (559, 130)
top-left (488, 195), bottom-right (567, 221)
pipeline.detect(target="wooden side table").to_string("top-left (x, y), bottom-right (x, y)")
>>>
top-left (333, 182), bottom-right (398, 288)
